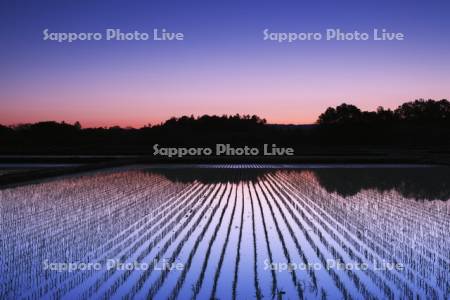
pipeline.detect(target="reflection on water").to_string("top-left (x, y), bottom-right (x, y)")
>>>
top-left (0, 165), bottom-right (449, 299)
top-left (148, 165), bottom-right (450, 201)
top-left (145, 167), bottom-right (270, 184)
top-left (313, 167), bottom-right (450, 200)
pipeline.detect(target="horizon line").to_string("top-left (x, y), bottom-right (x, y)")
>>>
top-left (2, 98), bottom-right (447, 128)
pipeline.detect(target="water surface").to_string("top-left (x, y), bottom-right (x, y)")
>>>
top-left (1, 165), bottom-right (449, 299)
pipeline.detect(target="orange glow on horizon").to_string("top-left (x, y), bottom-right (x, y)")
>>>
top-left (0, 113), bottom-right (318, 128)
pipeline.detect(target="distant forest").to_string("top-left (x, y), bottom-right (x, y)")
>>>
top-left (1, 99), bottom-right (449, 154)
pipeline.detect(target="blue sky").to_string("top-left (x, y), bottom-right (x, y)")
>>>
top-left (1, 0), bottom-right (449, 126)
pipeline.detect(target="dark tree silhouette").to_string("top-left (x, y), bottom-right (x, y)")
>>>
top-left (374, 106), bottom-right (396, 122)
top-left (394, 99), bottom-right (450, 121)
top-left (1, 99), bottom-right (449, 154)
top-left (317, 103), bottom-right (362, 124)
top-left (162, 114), bottom-right (266, 131)
top-left (317, 99), bottom-right (450, 125)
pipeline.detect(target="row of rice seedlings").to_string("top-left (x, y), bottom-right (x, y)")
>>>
top-left (266, 174), bottom-right (391, 299)
top-left (37, 175), bottom-right (186, 298)
top-left (296, 170), bottom-right (449, 256)
top-left (1, 171), bottom-right (187, 299)
top-left (257, 176), bottom-right (353, 300)
top-left (277, 177), bottom-right (399, 299)
top-left (367, 187), bottom-right (450, 228)
top-left (246, 182), bottom-right (276, 298)
top-left (165, 184), bottom-right (237, 300)
top-left (0, 172), bottom-right (161, 296)
top-left (278, 172), bottom-right (440, 294)
top-left (1, 173), bottom-right (174, 269)
top-left (231, 182), bottom-right (245, 300)
top-left (191, 183), bottom-right (237, 299)
top-left (213, 182), bottom-right (251, 299)
top-left (275, 172), bottom-right (414, 298)
top-left (293, 172), bottom-right (450, 296)
top-left (1, 176), bottom-right (150, 256)
top-left (252, 179), bottom-right (278, 298)
top-left (38, 182), bottom-right (206, 300)
top-left (41, 176), bottom-right (181, 264)
top-left (346, 188), bottom-right (449, 262)
top-left (352, 191), bottom-right (450, 275)
top-left (261, 176), bottom-right (359, 299)
top-left (84, 183), bottom-right (201, 262)
top-left (246, 182), bottom-right (263, 300)
top-left (343, 190), bottom-right (450, 296)
top-left (175, 183), bottom-right (234, 300)
top-left (230, 183), bottom-right (260, 299)
top-left (1, 172), bottom-right (171, 237)
top-left (108, 183), bottom-right (224, 298)
top-left (208, 183), bottom-right (240, 299)
top-left (128, 184), bottom-right (228, 300)
top-left (255, 180), bottom-right (306, 298)
top-left (367, 191), bottom-right (450, 295)
top-left (265, 176), bottom-right (381, 299)
top-left (255, 181), bottom-right (305, 299)
top-left (79, 183), bottom-right (220, 300)
top-left (142, 183), bottom-right (233, 300)
top-left (253, 179), bottom-right (319, 296)
top-left (357, 190), bottom-right (450, 266)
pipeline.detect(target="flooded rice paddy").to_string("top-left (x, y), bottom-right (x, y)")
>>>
top-left (1, 165), bottom-right (449, 299)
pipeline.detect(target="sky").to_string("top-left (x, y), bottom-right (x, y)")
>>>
top-left (1, 0), bottom-right (450, 127)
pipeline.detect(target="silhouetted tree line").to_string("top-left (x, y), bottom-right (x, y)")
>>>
top-left (162, 114), bottom-right (267, 130)
top-left (317, 99), bottom-right (450, 124)
top-left (0, 100), bottom-right (449, 154)
top-left (314, 99), bottom-right (450, 146)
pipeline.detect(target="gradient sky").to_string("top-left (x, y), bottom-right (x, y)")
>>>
top-left (1, 0), bottom-right (450, 127)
